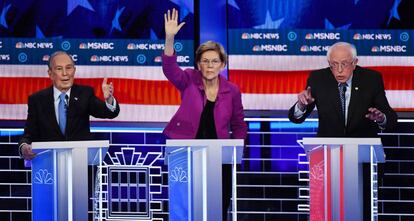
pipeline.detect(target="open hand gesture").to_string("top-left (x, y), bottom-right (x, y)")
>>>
top-left (164, 8), bottom-right (185, 38)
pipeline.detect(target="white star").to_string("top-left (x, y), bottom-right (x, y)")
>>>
top-left (67, 0), bottom-right (95, 16)
top-left (254, 10), bottom-right (284, 29)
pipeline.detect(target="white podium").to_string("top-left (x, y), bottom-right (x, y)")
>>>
top-left (31, 140), bottom-right (109, 221)
top-left (165, 139), bottom-right (244, 221)
top-left (301, 138), bottom-right (384, 221)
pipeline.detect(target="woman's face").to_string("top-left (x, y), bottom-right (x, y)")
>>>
top-left (197, 50), bottom-right (225, 81)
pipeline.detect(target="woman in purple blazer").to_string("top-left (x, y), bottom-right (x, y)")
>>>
top-left (163, 9), bottom-right (247, 220)
top-left (162, 9), bottom-right (247, 140)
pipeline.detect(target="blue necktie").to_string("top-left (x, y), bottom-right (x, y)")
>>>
top-left (338, 83), bottom-right (347, 124)
top-left (58, 93), bottom-right (67, 135)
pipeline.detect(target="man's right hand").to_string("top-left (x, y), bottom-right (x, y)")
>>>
top-left (21, 143), bottom-right (36, 160)
top-left (297, 86), bottom-right (315, 111)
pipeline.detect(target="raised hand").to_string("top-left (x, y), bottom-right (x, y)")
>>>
top-left (365, 107), bottom-right (385, 123)
top-left (164, 8), bottom-right (185, 38)
top-left (297, 86), bottom-right (315, 111)
top-left (102, 77), bottom-right (114, 104)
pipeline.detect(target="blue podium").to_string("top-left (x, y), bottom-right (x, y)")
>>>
top-left (31, 140), bottom-right (109, 221)
top-left (165, 139), bottom-right (244, 221)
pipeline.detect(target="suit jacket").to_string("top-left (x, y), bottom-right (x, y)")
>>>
top-left (288, 66), bottom-right (397, 137)
top-left (161, 53), bottom-right (247, 139)
top-left (19, 84), bottom-right (120, 145)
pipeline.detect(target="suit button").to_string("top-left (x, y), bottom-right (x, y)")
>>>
top-left (177, 122), bottom-right (180, 126)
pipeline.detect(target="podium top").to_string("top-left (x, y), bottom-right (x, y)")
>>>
top-left (302, 137), bottom-right (382, 145)
top-left (166, 139), bottom-right (244, 147)
top-left (31, 140), bottom-right (109, 150)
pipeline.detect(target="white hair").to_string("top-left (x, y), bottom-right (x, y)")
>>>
top-left (327, 42), bottom-right (358, 61)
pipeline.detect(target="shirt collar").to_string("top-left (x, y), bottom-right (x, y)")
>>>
top-left (53, 86), bottom-right (71, 101)
top-left (338, 74), bottom-right (353, 87)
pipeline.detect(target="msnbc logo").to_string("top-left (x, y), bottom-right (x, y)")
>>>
top-left (305, 34), bottom-right (313, 40)
top-left (252, 45), bottom-right (261, 52)
top-left (79, 43), bottom-right (87, 49)
top-left (371, 46), bottom-right (380, 52)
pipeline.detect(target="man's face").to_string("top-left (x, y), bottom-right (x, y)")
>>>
top-left (328, 46), bottom-right (358, 83)
top-left (48, 54), bottom-right (76, 92)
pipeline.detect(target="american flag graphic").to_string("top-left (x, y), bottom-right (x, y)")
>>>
top-left (227, 0), bottom-right (414, 112)
top-left (0, 0), bottom-right (194, 122)
top-left (0, 0), bottom-right (413, 122)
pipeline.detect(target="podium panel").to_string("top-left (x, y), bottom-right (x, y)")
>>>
top-left (165, 139), bottom-right (244, 221)
top-left (31, 140), bottom-right (109, 221)
top-left (301, 138), bottom-right (384, 221)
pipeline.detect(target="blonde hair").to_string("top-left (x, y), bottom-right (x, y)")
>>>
top-left (195, 41), bottom-right (227, 65)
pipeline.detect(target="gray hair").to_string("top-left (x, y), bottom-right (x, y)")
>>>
top-left (327, 42), bottom-right (358, 60)
top-left (195, 41), bottom-right (227, 65)
top-left (48, 51), bottom-right (75, 70)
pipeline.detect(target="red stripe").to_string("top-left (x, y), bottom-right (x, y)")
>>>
top-left (0, 77), bottom-right (181, 105)
top-left (327, 147), bottom-right (332, 221)
top-left (340, 146), bottom-right (344, 221)
top-left (229, 66), bottom-right (414, 93)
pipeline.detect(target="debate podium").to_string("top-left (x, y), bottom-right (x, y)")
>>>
top-left (301, 138), bottom-right (384, 221)
top-left (165, 139), bottom-right (244, 221)
top-left (31, 140), bottom-right (109, 221)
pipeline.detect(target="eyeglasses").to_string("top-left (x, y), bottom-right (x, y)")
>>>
top-left (329, 60), bottom-right (355, 70)
top-left (53, 65), bottom-right (75, 74)
top-left (200, 59), bottom-right (222, 66)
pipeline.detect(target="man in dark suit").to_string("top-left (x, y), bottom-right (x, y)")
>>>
top-left (19, 51), bottom-right (120, 160)
top-left (288, 42), bottom-right (397, 136)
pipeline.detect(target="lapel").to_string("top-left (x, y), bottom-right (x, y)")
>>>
top-left (325, 69), bottom-right (344, 124)
top-left (66, 84), bottom-right (80, 134)
top-left (347, 67), bottom-right (361, 128)
top-left (45, 86), bottom-right (62, 136)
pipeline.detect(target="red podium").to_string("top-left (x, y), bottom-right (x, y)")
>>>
top-left (301, 138), bottom-right (384, 221)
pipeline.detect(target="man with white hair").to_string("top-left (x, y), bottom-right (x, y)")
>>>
top-left (288, 41), bottom-right (397, 137)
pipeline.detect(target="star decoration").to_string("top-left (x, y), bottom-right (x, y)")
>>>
top-left (228, 0), bottom-right (240, 10)
top-left (169, 0), bottom-right (194, 21)
top-left (254, 10), bottom-right (284, 29)
top-left (387, 0), bottom-right (401, 25)
top-left (67, 0), bottom-right (95, 16)
top-left (36, 26), bottom-right (45, 38)
top-left (325, 18), bottom-right (351, 30)
top-left (150, 29), bottom-right (158, 40)
top-left (111, 6), bottom-right (125, 32)
top-left (0, 4), bottom-right (11, 29)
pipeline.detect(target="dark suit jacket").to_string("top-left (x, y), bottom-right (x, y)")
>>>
top-left (288, 66), bottom-right (397, 137)
top-left (19, 84), bottom-right (120, 145)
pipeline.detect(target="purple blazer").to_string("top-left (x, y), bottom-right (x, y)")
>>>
top-left (162, 53), bottom-right (247, 139)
